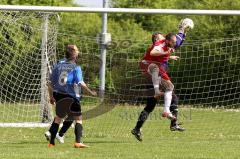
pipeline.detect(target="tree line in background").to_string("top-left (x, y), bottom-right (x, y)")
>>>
top-left (0, 0), bottom-right (239, 106)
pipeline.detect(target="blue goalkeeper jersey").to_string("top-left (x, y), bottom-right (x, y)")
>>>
top-left (50, 60), bottom-right (83, 101)
top-left (175, 32), bottom-right (186, 49)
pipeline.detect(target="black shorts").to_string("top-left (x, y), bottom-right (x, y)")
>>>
top-left (53, 92), bottom-right (82, 118)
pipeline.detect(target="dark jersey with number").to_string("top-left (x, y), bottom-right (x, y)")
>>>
top-left (50, 61), bottom-right (83, 101)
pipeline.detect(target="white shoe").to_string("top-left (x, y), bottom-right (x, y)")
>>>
top-left (56, 133), bottom-right (64, 144)
top-left (44, 131), bottom-right (51, 141)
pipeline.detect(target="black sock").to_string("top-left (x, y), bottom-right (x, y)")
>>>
top-left (49, 122), bottom-right (59, 145)
top-left (48, 120), bottom-right (54, 131)
top-left (171, 110), bottom-right (178, 127)
top-left (170, 93), bottom-right (179, 127)
top-left (135, 110), bottom-right (149, 131)
top-left (75, 123), bottom-right (83, 143)
top-left (134, 97), bottom-right (156, 131)
top-left (58, 120), bottom-right (73, 137)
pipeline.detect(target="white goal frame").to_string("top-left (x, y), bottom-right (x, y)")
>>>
top-left (0, 5), bottom-right (240, 15)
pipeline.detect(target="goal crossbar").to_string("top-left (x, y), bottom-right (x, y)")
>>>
top-left (0, 5), bottom-right (240, 15)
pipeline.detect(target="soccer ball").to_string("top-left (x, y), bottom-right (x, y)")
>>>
top-left (179, 18), bottom-right (194, 30)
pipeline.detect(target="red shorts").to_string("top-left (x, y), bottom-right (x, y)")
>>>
top-left (139, 60), bottom-right (171, 81)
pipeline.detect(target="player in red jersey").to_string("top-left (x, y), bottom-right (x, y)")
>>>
top-left (131, 18), bottom-right (193, 141)
top-left (140, 32), bottom-right (179, 120)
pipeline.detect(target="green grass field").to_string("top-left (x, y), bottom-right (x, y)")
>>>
top-left (0, 105), bottom-right (240, 159)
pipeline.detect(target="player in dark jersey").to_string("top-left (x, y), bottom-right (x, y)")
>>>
top-left (131, 19), bottom-right (193, 141)
top-left (44, 58), bottom-right (75, 144)
top-left (47, 45), bottom-right (96, 148)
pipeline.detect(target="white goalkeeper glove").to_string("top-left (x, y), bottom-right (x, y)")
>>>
top-left (178, 18), bottom-right (194, 34)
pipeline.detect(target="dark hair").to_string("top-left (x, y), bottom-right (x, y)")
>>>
top-left (165, 33), bottom-right (176, 41)
top-left (152, 32), bottom-right (162, 44)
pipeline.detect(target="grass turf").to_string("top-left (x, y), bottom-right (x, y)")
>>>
top-left (0, 105), bottom-right (240, 159)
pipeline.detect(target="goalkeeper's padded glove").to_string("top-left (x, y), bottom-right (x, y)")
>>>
top-left (178, 19), bottom-right (192, 34)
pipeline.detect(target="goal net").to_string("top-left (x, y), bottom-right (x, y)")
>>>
top-left (0, 11), bottom-right (59, 126)
top-left (0, 10), bottom-right (239, 138)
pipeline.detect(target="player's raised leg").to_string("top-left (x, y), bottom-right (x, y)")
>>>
top-left (148, 63), bottom-right (162, 99)
top-left (161, 79), bottom-right (176, 121)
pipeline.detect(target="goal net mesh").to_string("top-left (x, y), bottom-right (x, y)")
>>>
top-left (0, 11), bottom-right (59, 125)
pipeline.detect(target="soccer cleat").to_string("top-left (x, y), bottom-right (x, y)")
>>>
top-left (162, 112), bottom-right (177, 121)
top-left (131, 129), bottom-right (142, 142)
top-left (56, 133), bottom-right (64, 144)
top-left (44, 131), bottom-right (51, 141)
top-left (48, 144), bottom-right (55, 148)
top-left (74, 142), bottom-right (89, 148)
top-left (170, 124), bottom-right (185, 132)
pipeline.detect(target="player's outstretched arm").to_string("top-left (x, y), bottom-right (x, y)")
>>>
top-left (80, 81), bottom-right (97, 96)
top-left (175, 18), bottom-right (194, 49)
top-left (74, 65), bottom-right (97, 96)
top-left (150, 47), bottom-right (173, 56)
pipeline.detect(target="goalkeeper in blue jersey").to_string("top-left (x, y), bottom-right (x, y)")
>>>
top-left (47, 45), bottom-right (96, 148)
top-left (131, 18), bottom-right (193, 141)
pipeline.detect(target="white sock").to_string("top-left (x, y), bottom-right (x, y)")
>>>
top-left (151, 69), bottom-right (160, 94)
top-left (153, 85), bottom-right (159, 93)
top-left (164, 90), bottom-right (172, 113)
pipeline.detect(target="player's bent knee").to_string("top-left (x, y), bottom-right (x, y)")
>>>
top-left (75, 120), bottom-right (82, 124)
top-left (147, 63), bottom-right (159, 74)
top-left (162, 80), bottom-right (174, 91)
top-left (74, 115), bottom-right (83, 124)
top-left (54, 116), bottom-right (62, 124)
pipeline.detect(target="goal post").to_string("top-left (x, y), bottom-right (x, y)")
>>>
top-left (40, 14), bottom-right (52, 123)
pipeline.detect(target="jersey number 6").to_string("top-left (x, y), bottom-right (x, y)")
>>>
top-left (58, 71), bottom-right (68, 86)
